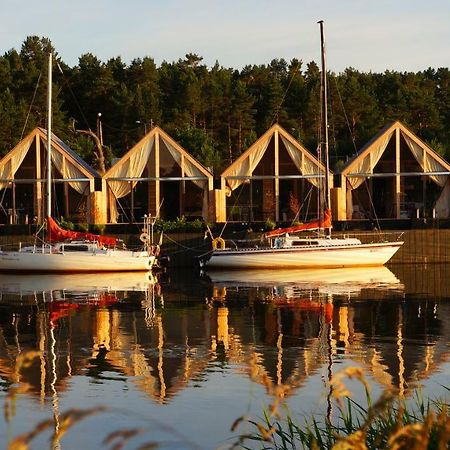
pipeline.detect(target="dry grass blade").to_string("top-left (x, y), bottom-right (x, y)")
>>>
top-left (51, 407), bottom-right (106, 446)
top-left (8, 418), bottom-right (54, 450)
top-left (134, 443), bottom-right (158, 450)
top-left (230, 415), bottom-right (247, 432)
top-left (332, 430), bottom-right (367, 450)
top-left (103, 428), bottom-right (145, 450)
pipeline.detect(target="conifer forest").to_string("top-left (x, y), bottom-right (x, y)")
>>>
top-left (1, 36), bottom-right (449, 174)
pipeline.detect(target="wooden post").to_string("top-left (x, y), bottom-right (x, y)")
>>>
top-left (155, 132), bottom-right (160, 217)
top-left (274, 129), bottom-right (279, 221)
top-left (180, 154), bottom-right (185, 216)
top-left (147, 134), bottom-right (160, 217)
top-left (12, 181), bottom-right (16, 224)
top-left (87, 178), bottom-right (95, 223)
top-left (130, 182), bottom-right (134, 223)
top-left (62, 157), bottom-right (69, 219)
top-left (395, 127), bottom-right (401, 219)
top-left (35, 134), bottom-right (43, 222)
top-left (207, 177), bottom-right (214, 222)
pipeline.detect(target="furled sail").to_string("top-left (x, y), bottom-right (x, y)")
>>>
top-left (265, 209), bottom-right (332, 238)
top-left (47, 217), bottom-right (118, 246)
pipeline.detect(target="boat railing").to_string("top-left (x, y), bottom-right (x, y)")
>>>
top-left (338, 230), bottom-right (405, 244)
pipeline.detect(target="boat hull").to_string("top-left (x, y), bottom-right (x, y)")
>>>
top-left (0, 250), bottom-right (155, 273)
top-left (204, 241), bottom-right (403, 269)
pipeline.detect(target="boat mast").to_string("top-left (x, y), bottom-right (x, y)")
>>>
top-left (46, 52), bottom-right (52, 218)
top-left (318, 21), bottom-right (331, 234)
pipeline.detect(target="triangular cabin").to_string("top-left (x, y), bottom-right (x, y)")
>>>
top-left (336, 121), bottom-right (450, 221)
top-left (0, 128), bottom-right (102, 225)
top-left (103, 126), bottom-right (214, 223)
top-left (217, 124), bottom-right (332, 223)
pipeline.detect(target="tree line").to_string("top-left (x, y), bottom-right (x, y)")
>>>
top-left (1, 36), bottom-right (449, 174)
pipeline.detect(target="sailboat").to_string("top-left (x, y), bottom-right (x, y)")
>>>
top-left (0, 53), bottom-right (157, 273)
top-left (200, 22), bottom-right (403, 270)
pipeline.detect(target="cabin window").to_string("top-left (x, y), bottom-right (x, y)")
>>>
top-left (291, 240), bottom-right (319, 246)
top-left (63, 245), bottom-right (89, 252)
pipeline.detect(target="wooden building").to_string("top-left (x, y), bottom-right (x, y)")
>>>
top-left (335, 121), bottom-right (450, 220)
top-left (0, 128), bottom-right (102, 225)
top-left (217, 124), bottom-right (331, 223)
top-left (103, 126), bottom-right (214, 223)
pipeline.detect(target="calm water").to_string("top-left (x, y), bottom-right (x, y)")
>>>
top-left (0, 265), bottom-right (449, 449)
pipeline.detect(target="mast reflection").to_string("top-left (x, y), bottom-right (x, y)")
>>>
top-left (0, 265), bottom-right (448, 414)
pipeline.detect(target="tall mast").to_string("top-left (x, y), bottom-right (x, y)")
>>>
top-left (318, 21), bottom-right (331, 224)
top-left (46, 52), bottom-right (52, 218)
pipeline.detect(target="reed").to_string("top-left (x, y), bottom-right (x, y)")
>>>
top-left (231, 365), bottom-right (450, 449)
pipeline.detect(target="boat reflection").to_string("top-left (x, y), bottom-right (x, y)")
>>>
top-left (0, 265), bottom-right (447, 440)
top-left (0, 271), bottom-right (156, 295)
top-left (207, 266), bottom-right (401, 290)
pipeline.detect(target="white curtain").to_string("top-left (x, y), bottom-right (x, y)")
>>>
top-left (50, 147), bottom-right (89, 194)
top-left (162, 136), bottom-right (206, 189)
top-left (0, 135), bottom-right (33, 189)
top-left (225, 134), bottom-right (271, 192)
top-left (107, 138), bottom-right (154, 198)
top-left (434, 180), bottom-right (450, 218)
top-left (162, 136), bottom-right (210, 219)
top-left (403, 134), bottom-right (447, 187)
top-left (347, 130), bottom-right (394, 189)
top-left (281, 136), bottom-right (322, 187)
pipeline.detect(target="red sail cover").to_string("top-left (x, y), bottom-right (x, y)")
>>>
top-left (47, 217), bottom-right (118, 246)
top-left (265, 209), bottom-right (332, 238)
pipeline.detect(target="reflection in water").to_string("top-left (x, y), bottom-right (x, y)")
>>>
top-left (0, 266), bottom-right (448, 448)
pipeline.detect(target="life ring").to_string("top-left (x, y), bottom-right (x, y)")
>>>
top-left (212, 237), bottom-right (225, 250)
top-left (140, 232), bottom-right (150, 242)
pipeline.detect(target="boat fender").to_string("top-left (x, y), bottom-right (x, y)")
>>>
top-left (151, 245), bottom-right (160, 257)
top-left (140, 232), bottom-right (150, 242)
top-left (212, 237), bottom-right (225, 250)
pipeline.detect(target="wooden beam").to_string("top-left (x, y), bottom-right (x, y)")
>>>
top-left (35, 134), bottom-right (42, 222)
top-left (274, 129), bottom-right (279, 221)
top-left (180, 154), bottom-right (185, 216)
top-left (155, 131), bottom-right (160, 217)
top-left (395, 127), bottom-right (401, 219)
top-left (63, 157), bottom-right (69, 218)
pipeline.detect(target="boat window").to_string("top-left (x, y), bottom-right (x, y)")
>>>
top-left (291, 240), bottom-right (319, 246)
top-left (63, 245), bottom-right (90, 252)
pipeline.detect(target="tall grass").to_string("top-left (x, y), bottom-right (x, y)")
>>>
top-left (231, 364), bottom-right (450, 449)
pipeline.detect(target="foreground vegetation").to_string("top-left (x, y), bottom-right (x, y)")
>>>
top-left (4, 351), bottom-right (450, 449)
top-left (1, 37), bottom-right (450, 175)
top-left (232, 364), bottom-right (450, 449)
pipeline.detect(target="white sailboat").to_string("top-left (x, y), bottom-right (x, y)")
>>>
top-left (200, 22), bottom-right (403, 270)
top-left (0, 53), bottom-right (157, 273)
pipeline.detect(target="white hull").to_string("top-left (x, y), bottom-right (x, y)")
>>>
top-left (0, 249), bottom-right (155, 273)
top-left (0, 271), bottom-right (156, 293)
top-left (204, 241), bottom-right (403, 269)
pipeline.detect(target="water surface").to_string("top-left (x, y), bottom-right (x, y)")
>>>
top-left (0, 265), bottom-right (448, 449)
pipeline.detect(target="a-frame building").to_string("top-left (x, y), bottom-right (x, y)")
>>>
top-left (218, 124), bottom-right (331, 223)
top-left (103, 126), bottom-right (214, 223)
top-left (0, 127), bottom-right (102, 224)
top-left (336, 121), bottom-right (450, 220)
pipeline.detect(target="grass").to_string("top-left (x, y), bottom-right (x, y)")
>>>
top-left (5, 352), bottom-right (449, 449)
top-left (231, 364), bottom-right (450, 449)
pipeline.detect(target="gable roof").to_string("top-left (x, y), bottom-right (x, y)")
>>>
top-left (220, 123), bottom-right (331, 193)
top-left (221, 123), bottom-right (328, 178)
top-left (104, 126), bottom-right (213, 180)
top-left (0, 127), bottom-right (100, 181)
top-left (340, 121), bottom-right (450, 176)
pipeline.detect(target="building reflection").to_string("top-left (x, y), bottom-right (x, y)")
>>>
top-left (0, 265), bottom-right (448, 413)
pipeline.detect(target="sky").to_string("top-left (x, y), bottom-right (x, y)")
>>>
top-left (1, 0), bottom-right (450, 73)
